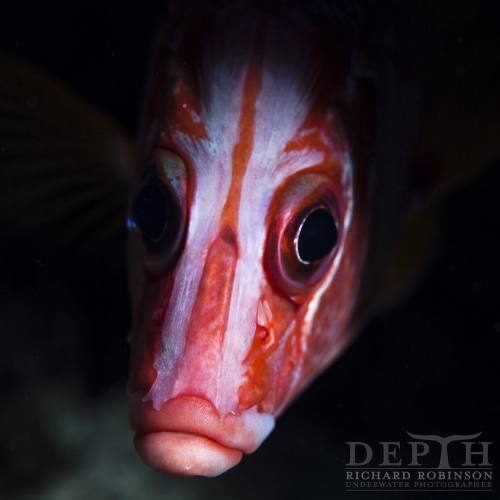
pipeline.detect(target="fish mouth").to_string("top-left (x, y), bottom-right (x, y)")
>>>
top-left (129, 393), bottom-right (275, 477)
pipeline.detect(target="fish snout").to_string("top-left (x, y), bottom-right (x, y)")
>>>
top-left (129, 394), bottom-right (274, 476)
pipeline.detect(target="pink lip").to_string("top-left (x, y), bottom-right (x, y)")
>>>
top-left (129, 393), bottom-right (275, 476)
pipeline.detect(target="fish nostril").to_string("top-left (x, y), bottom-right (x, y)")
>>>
top-left (257, 325), bottom-right (269, 342)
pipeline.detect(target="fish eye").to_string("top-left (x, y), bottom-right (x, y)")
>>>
top-left (131, 170), bottom-right (181, 252)
top-left (264, 174), bottom-right (343, 302)
top-left (295, 207), bottom-right (339, 264)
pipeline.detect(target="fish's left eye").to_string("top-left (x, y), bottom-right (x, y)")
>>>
top-left (295, 208), bottom-right (339, 264)
top-left (264, 173), bottom-right (342, 302)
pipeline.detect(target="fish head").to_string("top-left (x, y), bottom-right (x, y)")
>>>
top-left (127, 6), bottom-right (370, 477)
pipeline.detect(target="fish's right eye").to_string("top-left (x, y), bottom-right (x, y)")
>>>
top-left (128, 150), bottom-right (188, 272)
top-left (131, 172), bottom-right (180, 252)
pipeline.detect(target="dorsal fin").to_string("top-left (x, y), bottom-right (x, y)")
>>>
top-left (414, 2), bottom-right (500, 202)
top-left (366, 3), bottom-right (500, 314)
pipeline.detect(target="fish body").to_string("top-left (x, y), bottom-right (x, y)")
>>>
top-left (127, 0), bottom-right (419, 476)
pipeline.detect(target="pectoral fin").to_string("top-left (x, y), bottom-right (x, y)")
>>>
top-left (0, 53), bottom-right (134, 255)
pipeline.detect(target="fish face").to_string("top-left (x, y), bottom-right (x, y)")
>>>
top-left (127, 9), bottom-right (368, 476)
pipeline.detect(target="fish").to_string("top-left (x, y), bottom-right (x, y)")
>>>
top-left (1, 0), bottom-right (499, 479)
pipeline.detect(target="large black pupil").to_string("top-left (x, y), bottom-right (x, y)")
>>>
top-left (133, 177), bottom-right (169, 247)
top-left (297, 208), bottom-right (338, 263)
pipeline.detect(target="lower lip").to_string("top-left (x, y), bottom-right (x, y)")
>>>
top-left (129, 393), bottom-right (275, 477)
top-left (134, 431), bottom-right (243, 477)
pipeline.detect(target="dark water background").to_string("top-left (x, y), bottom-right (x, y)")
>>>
top-left (1, 2), bottom-right (499, 499)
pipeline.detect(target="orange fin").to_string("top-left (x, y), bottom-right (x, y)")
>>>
top-left (0, 53), bottom-right (134, 255)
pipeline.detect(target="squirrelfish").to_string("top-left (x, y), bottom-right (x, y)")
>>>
top-left (127, 1), bottom-right (423, 476)
top-left (1, 0), bottom-right (498, 479)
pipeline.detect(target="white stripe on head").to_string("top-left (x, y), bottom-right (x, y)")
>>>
top-left (215, 23), bottom-right (330, 414)
top-left (145, 21), bottom-right (255, 409)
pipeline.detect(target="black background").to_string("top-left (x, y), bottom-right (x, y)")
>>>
top-left (0, 2), bottom-right (499, 499)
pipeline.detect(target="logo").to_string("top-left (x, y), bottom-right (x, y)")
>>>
top-left (345, 432), bottom-right (493, 493)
